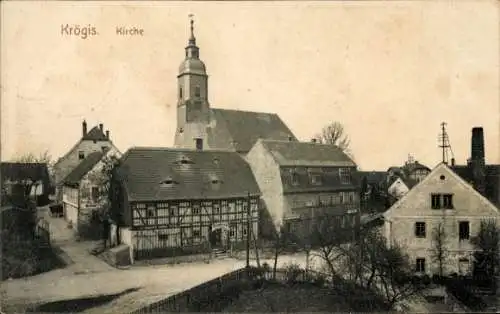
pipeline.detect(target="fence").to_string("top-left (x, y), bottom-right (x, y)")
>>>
top-left (129, 267), bottom-right (250, 314)
top-left (129, 266), bottom-right (359, 314)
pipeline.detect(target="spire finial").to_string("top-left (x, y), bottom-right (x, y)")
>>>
top-left (188, 14), bottom-right (195, 42)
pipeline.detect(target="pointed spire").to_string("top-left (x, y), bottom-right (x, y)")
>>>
top-left (188, 14), bottom-right (196, 45)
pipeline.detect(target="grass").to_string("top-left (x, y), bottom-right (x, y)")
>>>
top-left (222, 281), bottom-right (388, 312)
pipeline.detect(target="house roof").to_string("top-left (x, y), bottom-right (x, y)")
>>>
top-left (452, 164), bottom-right (500, 207)
top-left (383, 163), bottom-right (500, 219)
top-left (387, 175), bottom-right (418, 189)
top-left (116, 147), bottom-right (261, 202)
top-left (402, 161), bottom-right (431, 174)
top-left (63, 151), bottom-right (105, 186)
top-left (82, 126), bottom-right (108, 141)
top-left (0, 162), bottom-right (50, 185)
top-left (358, 171), bottom-right (387, 185)
top-left (210, 108), bottom-right (297, 153)
top-left (259, 139), bottom-right (356, 167)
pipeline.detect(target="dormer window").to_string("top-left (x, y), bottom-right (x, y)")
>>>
top-left (209, 174), bottom-right (222, 185)
top-left (310, 173), bottom-right (322, 186)
top-left (339, 168), bottom-right (351, 184)
top-left (175, 155), bottom-right (194, 165)
top-left (160, 176), bottom-right (177, 187)
top-left (290, 170), bottom-right (300, 186)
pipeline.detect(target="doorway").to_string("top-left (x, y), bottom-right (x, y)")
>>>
top-left (210, 228), bottom-right (222, 248)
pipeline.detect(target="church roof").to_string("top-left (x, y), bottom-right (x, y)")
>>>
top-left (83, 126), bottom-right (108, 141)
top-left (259, 139), bottom-right (356, 167)
top-left (210, 108), bottom-right (298, 153)
top-left (115, 147), bottom-right (261, 202)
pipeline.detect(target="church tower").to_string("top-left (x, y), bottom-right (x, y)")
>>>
top-left (174, 16), bottom-right (210, 150)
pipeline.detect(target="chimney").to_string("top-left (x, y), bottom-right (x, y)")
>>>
top-left (106, 130), bottom-right (110, 139)
top-left (82, 120), bottom-right (87, 136)
top-left (470, 127), bottom-right (486, 195)
top-left (99, 123), bottom-right (104, 132)
top-left (471, 127), bottom-right (485, 161)
top-left (311, 138), bottom-right (317, 143)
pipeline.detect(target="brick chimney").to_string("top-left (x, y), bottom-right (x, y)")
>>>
top-left (82, 120), bottom-right (87, 137)
top-left (470, 127), bottom-right (486, 195)
top-left (106, 130), bottom-right (110, 139)
top-left (99, 123), bottom-right (104, 132)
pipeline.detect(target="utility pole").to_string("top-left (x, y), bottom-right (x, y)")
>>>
top-left (438, 122), bottom-right (454, 165)
top-left (246, 192), bottom-right (251, 268)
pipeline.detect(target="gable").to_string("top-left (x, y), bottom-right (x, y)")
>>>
top-left (384, 163), bottom-right (499, 219)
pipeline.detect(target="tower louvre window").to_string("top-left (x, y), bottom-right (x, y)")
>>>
top-left (195, 86), bottom-right (201, 97)
top-left (179, 87), bottom-right (183, 98)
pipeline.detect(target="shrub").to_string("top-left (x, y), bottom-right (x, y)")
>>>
top-left (312, 272), bottom-right (327, 287)
top-left (284, 262), bottom-right (303, 285)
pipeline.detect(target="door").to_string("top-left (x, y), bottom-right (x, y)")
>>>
top-left (210, 228), bottom-right (222, 248)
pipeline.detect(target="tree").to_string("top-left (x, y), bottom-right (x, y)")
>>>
top-left (310, 214), bottom-right (353, 279)
top-left (471, 219), bottom-right (500, 283)
top-left (315, 122), bottom-right (352, 157)
top-left (430, 222), bottom-right (448, 277)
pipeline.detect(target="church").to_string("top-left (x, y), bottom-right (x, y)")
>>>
top-left (106, 19), bottom-right (360, 263)
top-left (173, 19), bottom-right (298, 153)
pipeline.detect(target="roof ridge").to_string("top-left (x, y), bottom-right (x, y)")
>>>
top-left (125, 146), bottom-right (240, 154)
top-left (212, 107), bottom-right (279, 116)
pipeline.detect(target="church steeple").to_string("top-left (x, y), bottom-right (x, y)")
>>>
top-left (185, 15), bottom-right (199, 59)
top-left (175, 14), bottom-right (210, 144)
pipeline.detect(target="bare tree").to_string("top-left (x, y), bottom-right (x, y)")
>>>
top-left (315, 122), bottom-right (352, 157)
top-left (430, 222), bottom-right (448, 277)
top-left (376, 241), bottom-right (424, 309)
top-left (310, 214), bottom-right (352, 279)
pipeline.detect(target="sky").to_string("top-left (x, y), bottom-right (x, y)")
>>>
top-left (1, 1), bottom-right (499, 171)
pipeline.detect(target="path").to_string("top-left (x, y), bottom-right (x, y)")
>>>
top-left (39, 205), bottom-right (114, 275)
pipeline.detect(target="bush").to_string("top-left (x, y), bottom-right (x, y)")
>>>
top-left (447, 278), bottom-right (487, 311)
top-left (432, 274), bottom-right (447, 285)
top-left (284, 262), bottom-right (303, 285)
top-left (312, 272), bottom-right (327, 287)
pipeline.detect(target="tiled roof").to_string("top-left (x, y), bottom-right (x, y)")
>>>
top-left (452, 164), bottom-right (500, 207)
top-left (358, 171), bottom-right (387, 185)
top-left (387, 175), bottom-right (418, 189)
top-left (260, 139), bottom-right (356, 167)
top-left (211, 109), bottom-right (297, 153)
top-left (63, 151), bottom-right (105, 186)
top-left (402, 161), bottom-right (431, 174)
top-left (116, 147), bottom-right (261, 202)
top-left (83, 126), bottom-right (107, 141)
top-left (0, 162), bottom-right (50, 185)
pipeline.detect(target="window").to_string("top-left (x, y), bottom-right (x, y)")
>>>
top-left (431, 194), bottom-right (441, 209)
top-left (192, 203), bottom-right (200, 215)
top-left (193, 229), bottom-right (201, 237)
top-left (195, 86), bottom-right (201, 97)
top-left (78, 151), bottom-right (85, 160)
top-left (179, 87), bottom-right (183, 98)
top-left (310, 173), bottom-right (322, 186)
top-left (195, 138), bottom-right (203, 150)
top-left (416, 258), bottom-right (426, 272)
top-left (242, 226), bottom-right (248, 236)
top-left (415, 222), bottom-right (426, 238)
top-left (443, 194), bottom-right (454, 209)
top-left (229, 223), bottom-right (236, 237)
top-left (158, 233), bottom-right (169, 241)
top-left (91, 186), bottom-right (99, 202)
top-left (339, 168), bottom-right (351, 184)
top-left (459, 221), bottom-right (470, 240)
top-left (291, 172), bottom-right (300, 186)
top-left (146, 206), bottom-right (155, 217)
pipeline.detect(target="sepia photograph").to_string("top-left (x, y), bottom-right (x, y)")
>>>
top-left (1, 1), bottom-right (499, 313)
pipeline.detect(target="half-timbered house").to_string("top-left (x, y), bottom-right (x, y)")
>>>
top-left (110, 147), bottom-right (261, 262)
